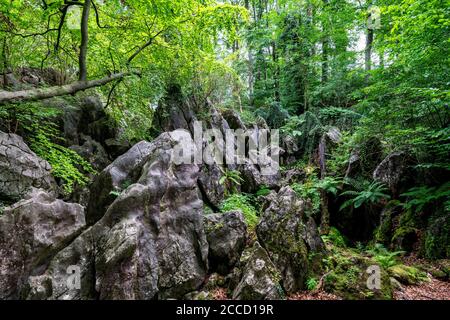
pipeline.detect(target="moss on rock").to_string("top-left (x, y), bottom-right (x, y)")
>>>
top-left (388, 265), bottom-right (428, 285)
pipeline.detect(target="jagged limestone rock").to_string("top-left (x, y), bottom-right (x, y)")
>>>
top-left (232, 242), bottom-right (284, 300)
top-left (0, 189), bottom-right (85, 299)
top-left (204, 211), bottom-right (247, 274)
top-left (0, 131), bottom-right (57, 201)
top-left (256, 186), bottom-right (325, 293)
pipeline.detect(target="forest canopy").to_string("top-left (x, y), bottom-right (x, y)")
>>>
top-left (0, 0), bottom-right (449, 301)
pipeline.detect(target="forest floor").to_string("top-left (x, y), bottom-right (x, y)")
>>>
top-left (286, 278), bottom-right (450, 300)
top-left (394, 278), bottom-right (450, 300)
top-left (394, 255), bottom-right (450, 300)
top-left (288, 254), bottom-right (450, 301)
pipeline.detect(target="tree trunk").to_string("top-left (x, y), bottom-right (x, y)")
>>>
top-left (79, 0), bottom-right (91, 81)
top-left (1, 38), bottom-right (8, 88)
top-left (365, 28), bottom-right (373, 72)
top-left (322, 0), bottom-right (329, 84)
top-left (0, 72), bottom-right (133, 104)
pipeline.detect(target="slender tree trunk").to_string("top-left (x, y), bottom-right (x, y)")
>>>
top-left (322, 0), bottom-right (329, 84)
top-left (79, 0), bottom-right (91, 81)
top-left (272, 41), bottom-right (280, 102)
top-left (1, 38), bottom-right (8, 88)
top-left (365, 28), bottom-right (373, 72)
top-left (322, 38), bottom-right (329, 84)
top-left (318, 135), bottom-right (330, 234)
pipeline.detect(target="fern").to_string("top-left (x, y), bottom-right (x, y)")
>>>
top-left (400, 182), bottom-right (450, 212)
top-left (306, 277), bottom-right (318, 291)
top-left (339, 179), bottom-right (390, 211)
top-left (219, 169), bottom-right (243, 195)
top-left (365, 243), bottom-right (405, 268)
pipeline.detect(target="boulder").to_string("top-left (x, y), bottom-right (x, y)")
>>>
top-left (373, 151), bottom-right (413, 196)
top-left (93, 130), bottom-right (208, 299)
top-left (152, 84), bottom-right (197, 134)
top-left (221, 109), bottom-right (247, 131)
top-left (323, 247), bottom-right (393, 300)
top-left (0, 131), bottom-right (57, 201)
top-left (197, 108), bottom-right (232, 207)
top-left (204, 211), bottom-right (247, 274)
top-left (240, 158), bottom-right (280, 193)
top-left (23, 130), bottom-right (209, 300)
top-left (86, 139), bottom-right (158, 224)
top-left (281, 168), bottom-right (305, 185)
top-left (232, 242), bottom-right (284, 300)
top-left (0, 189), bottom-right (85, 299)
top-left (198, 163), bottom-right (226, 208)
top-left (256, 186), bottom-right (325, 293)
top-left (281, 134), bottom-right (299, 165)
top-left (70, 135), bottom-right (110, 171)
top-left (345, 137), bottom-right (383, 179)
top-left (24, 227), bottom-right (97, 300)
top-left (50, 94), bottom-right (115, 148)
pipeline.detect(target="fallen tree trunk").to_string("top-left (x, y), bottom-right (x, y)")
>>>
top-left (0, 72), bottom-right (133, 105)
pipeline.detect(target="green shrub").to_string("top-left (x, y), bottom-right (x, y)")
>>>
top-left (306, 277), bottom-right (318, 291)
top-left (1, 101), bottom-right (95, 195)
top-left (255, 185), bottom-right (271, 197)
top-left (220, 193), bottom-right (259, 228)
top-left (365, 243), bottom-right (405, 269)
top-left (30, 124), bottom-right (96, 195)
top-left (388, 265), bottom-right (428, 285)
top-left (292, 176), bottom-right (341, 215)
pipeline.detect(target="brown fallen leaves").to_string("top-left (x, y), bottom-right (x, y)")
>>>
top-left (394, 278), bottom-right (450, 300)
top-left (288, 291), bottom-right (342, 300)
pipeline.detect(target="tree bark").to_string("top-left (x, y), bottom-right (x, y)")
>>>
top-left (79, 0), bottom-right (91, 81)
top-left (365, 28), bottom-right (373, 72)
top-left (322, 0), bottom-right (329, 84)
top-left (0, 72), bottom-right (133, 104)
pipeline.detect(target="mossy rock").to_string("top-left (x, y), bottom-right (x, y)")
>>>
top-left (392, 226), bottom-right (418, 251)
top-left (374, 208), bottom-right (394, 245)
top-left (184, 290), bottom-right (214, 300)
top-left (423, 210), bottom-right (450, 260)
top-left (323, 247), bottom-right (393, 300)
top-left (388, 265), bottom-right (428, 285)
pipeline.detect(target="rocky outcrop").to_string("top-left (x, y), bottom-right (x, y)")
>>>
top-left (281, 134), bottom-right (299, 165)
top-left (50, 95), bottom-right (116, 148)
top-left (204, 211), bottom-right (247, 275)
top-left (23, 130), bottom-right (209, 300)
top-left (0, 131), bottom-right (57, 202)
top-left (232, 242), bottom-right (283, 300)
top-left (256, 186), bottom-right (325, 294)
top-left (318, 127), bottom-right (341, 177)
top-left (373, 151), bottom-right (413, 196)
top-left (0, 189), bottom-right (85, 299)
top-left (198, 163), bottom-right (227, 208)
top-left (345, 137), bottom-right (383, 179)
top-left (86, 140), bottom-right (157, 224)
top-left (323, 246), bottom-right (393, 300)
top-left (221, 109), bottom-right (247, 131)
top-left (70, 135), bottom-right (110, 171)
top-left (240, 158), bottom-right (280, 193)
top-left (152, 84), bottom-right (197, 134)
top-left (24, 227), bottom-right (96, 300)
top-left (93, 130), bottom-right (208, 299)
